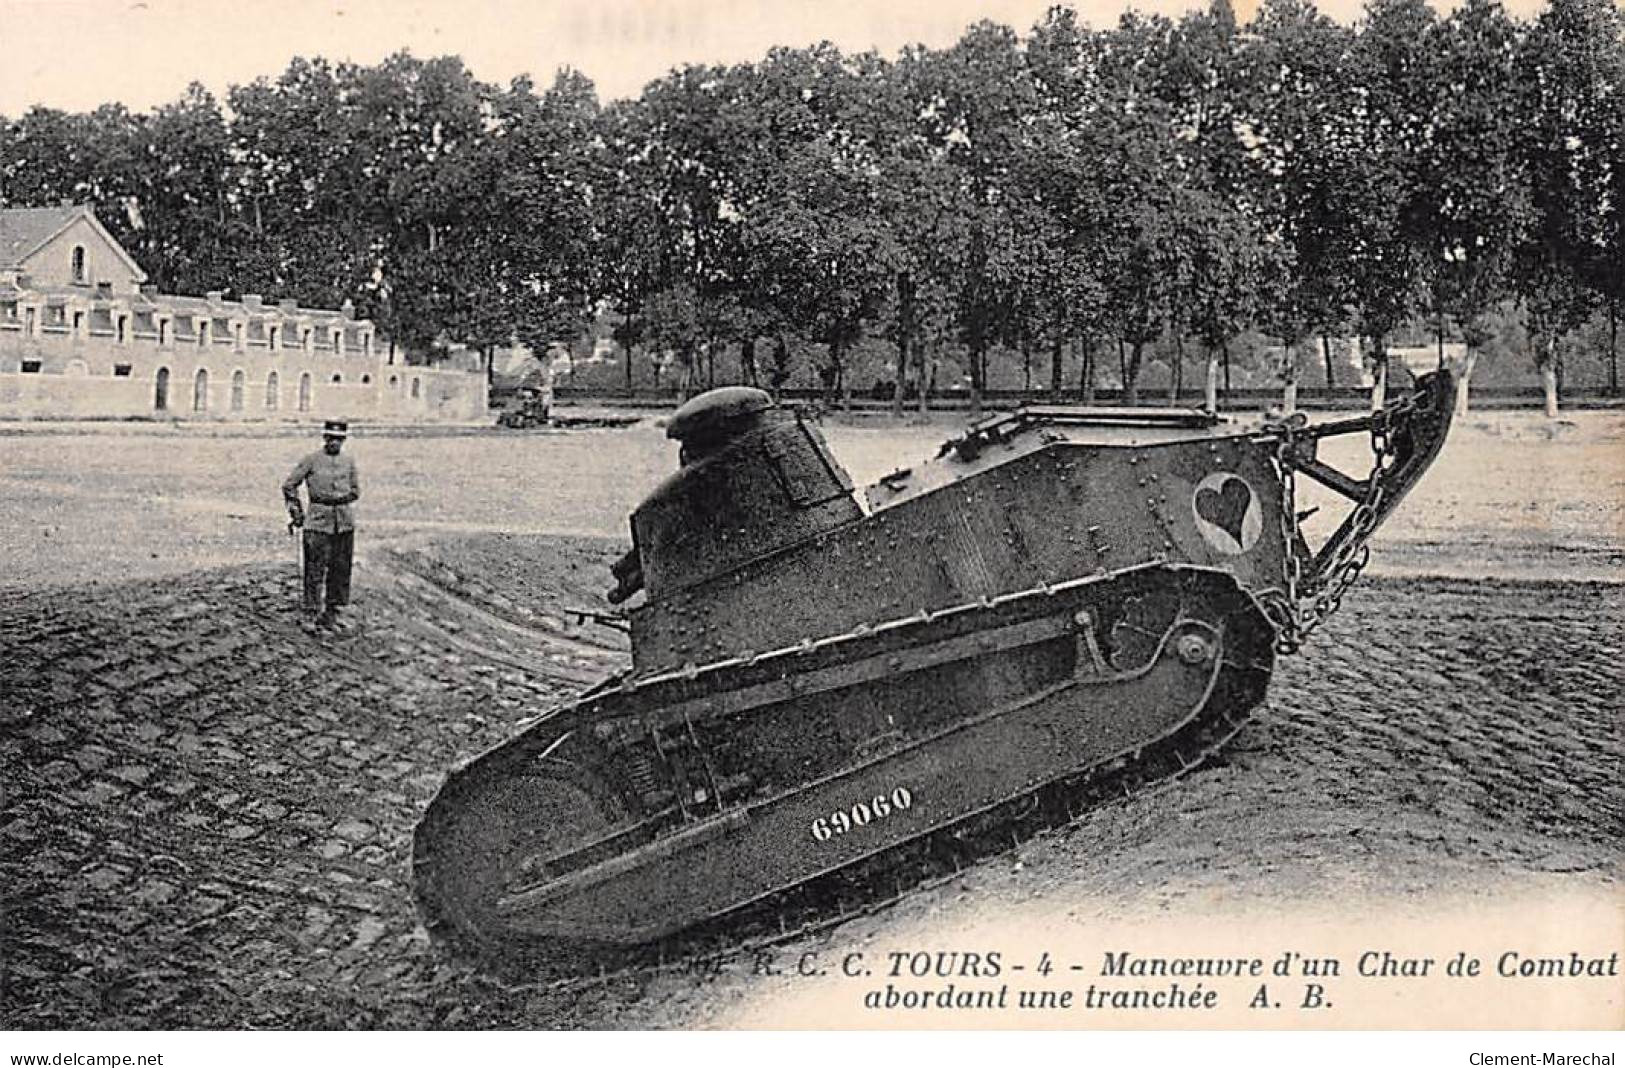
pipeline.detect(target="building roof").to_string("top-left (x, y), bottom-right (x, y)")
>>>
top-left (0, 206), bottom-right (79, 268)
top-left (0, 204), bottom-right (148, 282)
top-left (1, 205), bottom-right (375, 328)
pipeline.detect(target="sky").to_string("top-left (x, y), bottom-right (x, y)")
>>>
top-left (0, 0), bottom-right (1553, 117)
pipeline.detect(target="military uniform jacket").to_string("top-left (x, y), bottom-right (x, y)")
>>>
top-left (282, 450), bottom-right (361, 533)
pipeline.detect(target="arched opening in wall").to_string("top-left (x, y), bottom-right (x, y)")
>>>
top-left (230, 369), bottom-right (245, 411)
top-left (388, 375), bottom-right (399, 389)
top-left (298, 372), bottom-right (312, 412)
top-left (193, 368), bottom-right (209, 412)
top-left (331, 373), bottom-right (343, 384)
top-left (411, 377), bottom-right (422, 399)
top-left (361, 374), bottom-right (371, 385)
top-left (72, 246), bottom-right (86, 284)
top-left (154, 367), bottom-right (170, 410)
top-left (269, 325), bottom-right (281, 350)
top-left (266, 370), bottom-right (280, 410)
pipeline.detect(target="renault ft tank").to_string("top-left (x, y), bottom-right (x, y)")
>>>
top-left (414, 371), bottom-right (1456, 970)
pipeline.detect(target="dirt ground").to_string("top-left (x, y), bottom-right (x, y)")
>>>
top-left (2, 408), bottom-right (1621, 588)
top-left (1, 410), bottom-right (1621, 1030)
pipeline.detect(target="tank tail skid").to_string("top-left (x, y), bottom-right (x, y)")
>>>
top-left (413, 564), bottom-right (1273, 973)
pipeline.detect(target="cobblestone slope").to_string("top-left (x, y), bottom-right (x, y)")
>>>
top-left (1, 536), bottom-right (1619, 1028)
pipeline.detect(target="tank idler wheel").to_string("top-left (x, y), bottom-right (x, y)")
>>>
top-left (415, 739), bottom-right (630, 968)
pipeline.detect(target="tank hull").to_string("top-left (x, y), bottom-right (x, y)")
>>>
top-left (630, 418), bottom-right (1290, 674)
top-left (413, 564), bottom-right (1272, 958)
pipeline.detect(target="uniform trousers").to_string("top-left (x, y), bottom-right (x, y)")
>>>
top-left (302, 529), bottom-right (354, 613)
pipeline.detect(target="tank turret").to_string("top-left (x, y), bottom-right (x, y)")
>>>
top-left (630, 388), bottom-right (860, 606)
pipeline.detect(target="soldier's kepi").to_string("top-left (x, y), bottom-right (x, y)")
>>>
top-left (282, 419), bottom-right (361, 629)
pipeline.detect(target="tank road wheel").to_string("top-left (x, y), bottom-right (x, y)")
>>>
top-left (413, 737), bottom-right (631, 968)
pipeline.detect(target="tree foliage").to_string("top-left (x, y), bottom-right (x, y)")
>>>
top-left (0, 0), bottom-right (1619, 403)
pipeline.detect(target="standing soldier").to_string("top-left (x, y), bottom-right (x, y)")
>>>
top-left (283, 420), bottom-right (361, 629)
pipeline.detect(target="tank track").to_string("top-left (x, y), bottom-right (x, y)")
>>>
top-left (422, 571), bottom-right (1271, 988)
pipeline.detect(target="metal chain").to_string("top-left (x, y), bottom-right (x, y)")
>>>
top-left (1264, 432), bottom-right (1305, 655)
top-left (1267, 391), bottom-right (1417, 650)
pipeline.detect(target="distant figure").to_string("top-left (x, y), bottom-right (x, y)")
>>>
top-left (282, 420), bottom-right (361, 628)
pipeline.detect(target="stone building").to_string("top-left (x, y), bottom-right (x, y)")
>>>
top-left (0, 204), bottom-right (486, 421)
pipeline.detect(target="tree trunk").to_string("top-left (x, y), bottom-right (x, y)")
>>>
top-left (539, 347), bottom-right (555, 423)
top-left (893, 332), bottom-right (909, 419)
top-left (1168, 333), bottom-right (1184, 406)
top-left (969, 341), bottom-right (986, 420)
top-left (1021, 340), bottom-right (1033, 392)
top-left (741, 336), bottom-right (758, 386)
top-left (1280, 339), bottom-right (1297, 414)
top-left (1204, 344), bottom-right (1219, 413)
top-left (1542, 341), bottom-right (1560, 418)
top-left (1117, 338), bottom-right (1128, 401)
top-left (770, 336), bottom-right (791, 401)
top-left (1222, 341), bottom-right (1231, 397)
top-left (1370, 337), bottom-right (1388, 413)
top-left (623, 313), bottom-right (634, 394)
top-left (1436, 302), bottom-right (1447, 370)
top-left (678, 349), bottom-right (694, 400)
top-left (1125, 342), bottom-right (1144, 405)
top-left (1082, 339), bottom-right (1097, 406)
top-left (1321, 334), bottom-right (1334, 390)
top-left (1049, 332), bottom-right (1063, 401)
top-left (893, 272), bottom-right (915, 419)
top-left (918, 349), bottom-right (931, 418)
top-left (1455, 346), bottom-right (1477, 418)
top-left (1610, 298), bottom-right (1618, 396)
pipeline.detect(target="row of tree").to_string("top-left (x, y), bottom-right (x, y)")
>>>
top-left (1, 0), bottom-right (1620, 414)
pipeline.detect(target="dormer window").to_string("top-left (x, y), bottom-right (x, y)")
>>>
top-left (72, 246), bottom-right (87, 284)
